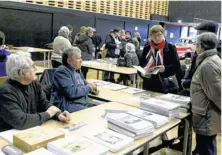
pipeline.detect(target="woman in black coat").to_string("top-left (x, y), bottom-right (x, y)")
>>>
top-left (140, 25), bottom-right (182, 94)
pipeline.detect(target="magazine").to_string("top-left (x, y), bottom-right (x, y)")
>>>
top-left (133, 66), bottom-right (161, 76)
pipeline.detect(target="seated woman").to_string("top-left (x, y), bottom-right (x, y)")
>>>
top-left (140, 25), bottom-right (182, 94)
top-left (0, 31), bottom-right (10, 76)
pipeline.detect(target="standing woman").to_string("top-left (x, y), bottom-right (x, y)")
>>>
top-left (140, 25), bottom-right (182, 93)
top-left (51, 26), bottom-right (71, 68)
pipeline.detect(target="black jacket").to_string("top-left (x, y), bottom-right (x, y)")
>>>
top-left (140, 41), bottom-right (182, 93)
top-left (105, 34), bottom-right (119, 58)
top-left (91, 33), bottom-right (103, 50)
top-left (0, 80), bottom-right (52, 132)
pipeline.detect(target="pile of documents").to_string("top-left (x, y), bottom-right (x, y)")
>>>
top-left (85, 128), bottom-right (134, 152)
top-left (127, 109), bottom-right (169, 128)
top-left (121, 87), bottom-right (145, 94)
top-left (156, 93), bottom-right (191, 112)
top-left (140, 98), bottom-right (180, 118)
top-left (47, 135), bottom-right (109, 155)
top-left (103, 83), bottom-right (127, 91)
top-left (107, 113), bottom-right (154, 139)
top-left (91, 80), bottom-right (110, 86)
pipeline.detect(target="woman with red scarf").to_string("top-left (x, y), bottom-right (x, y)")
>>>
top-left (140, 25), bottom-right (182, 93)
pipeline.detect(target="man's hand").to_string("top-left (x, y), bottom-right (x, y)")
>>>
top-left (157, 65), bottom-right (165, 73)
top-left (88, 82), bottom-right (96, 91)
top-left (58, 111), bottom-right (71, 123)
top-left (46, 106), bottom-right (61, 118)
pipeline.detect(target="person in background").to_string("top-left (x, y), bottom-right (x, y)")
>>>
top-left (51, 26), bottom-right (71, 68)
top-left (181, 21), bottom-right (221, 95)
top-left (73, 26), bottom-right (87, 45)
top-left (191, 32), bottom-right (221, 155)
top-left (0, 31), bottom-right (10, 76)
top-left (67, 25), bottom-right (74, 44)
top-left (133, 32), bottom-right (141, 49)
top-left (125, 31), bottom-right (134, 44)
top-left (0, 52), bottom-right (71, 132)
top-left (104, 28), bottom-right (122, 82)
top-left (117, 43), bottom-right (139, 85)
top-left (51, 47), bottom-right (98, 113)
top-left (91, 29), bottom-right (103, 58)
top-left (120, 29), bottom-right (125, 40)
top-left (75, 27), bottom-right (95, 79)
top-left (140, 25), bottom-right (182, 94)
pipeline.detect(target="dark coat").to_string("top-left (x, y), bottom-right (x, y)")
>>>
top-left (140, 41), bottom-right (182, 93)
top-left (105, 34), bottom-right (120, 58)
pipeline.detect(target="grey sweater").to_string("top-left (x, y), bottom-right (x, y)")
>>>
top-left (0, 80), bottom-right (52, 132)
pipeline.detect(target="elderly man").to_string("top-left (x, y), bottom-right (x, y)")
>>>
top-left (0, 52), bottom-right (71, 132)
top-left (191, 32), bottom-right (221, 155)
top-left (51, 46), bottom-right (98, 113)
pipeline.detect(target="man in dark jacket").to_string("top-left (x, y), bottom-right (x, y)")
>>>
top-left (181, 21), bottom-right (221, 94)
top-left (104, 28), bottom-right (121, 82)
top-left (51, 46), bottom-right (98, 113)
top-left (91, 30), bottom-right (103, 58)
top-left (0, 52), bottom-right (70, 132)
top-left (75, 27), bottom-right (95, 78)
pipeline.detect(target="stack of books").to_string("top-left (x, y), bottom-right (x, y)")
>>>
top-left (91, 80), bottom-right (110, 86)
top-left (47, 135), bottom-right (109, 155)
top-left (140, 98), bottom-right (180, 118)
top-left (24, 148), bottom-right (55, 155)
top-left (85, 128), bottom-right (134, 152)
top-left (127, 109), bottom-right (169, 128)
top-left (103, 84), bottom-right (127, 91)
top-left (121, 87), bottom-right (145, 94)
top-left (156, 94), bottom-right (191, 112)
top-left (106, 113), bottom-right (154, 139)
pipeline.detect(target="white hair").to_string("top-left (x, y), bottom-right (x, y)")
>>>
top-left (6, 51), bottom-right (32, 80)
top-left (125, 43), bottom-right (135, 53)
top-left (58, 26), bottom-right (70, 39)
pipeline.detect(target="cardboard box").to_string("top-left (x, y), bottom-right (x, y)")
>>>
top-left (13, 126), bottom-right (64, 153)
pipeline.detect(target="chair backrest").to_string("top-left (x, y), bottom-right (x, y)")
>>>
top-left (0, 62), bottom-right (6, 77)
top-left (39, 68), bottom-right (56, 101)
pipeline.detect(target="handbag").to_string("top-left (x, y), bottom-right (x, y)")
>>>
top-left (117, 56), bottom-right (126, 67)
top-left (159, 74), bottom-right (179, 93)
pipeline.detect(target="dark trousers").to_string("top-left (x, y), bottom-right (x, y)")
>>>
top-left (193, 134), bottom-right (217, 155)
top-left (81, 67), bottom-right (89, 79)
top-left (104, 71), bottom-right (115, 82)
top-left (51, 60), bottom-right (62, 68)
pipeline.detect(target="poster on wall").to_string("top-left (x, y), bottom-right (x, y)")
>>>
top-left (170, 33), bottom-right (174, 38)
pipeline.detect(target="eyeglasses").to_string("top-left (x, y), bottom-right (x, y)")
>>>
top-left (151, 33), bottom-right (163, 38)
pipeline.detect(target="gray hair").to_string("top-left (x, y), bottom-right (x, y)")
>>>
top-left (0, 31), bottom-right (5, 46)
top-left (6, 52), bottom-right (32, 80)
top-left (58, 26), bottom-right (70, 39)
top-left (196, 32), bottom-right (218, 50)
top-left (86, 27), bottom-right (95, 35)
top-left (62, 46), bottom-right (81, 65)
top-left (125, 43), bottom-right (135, 53)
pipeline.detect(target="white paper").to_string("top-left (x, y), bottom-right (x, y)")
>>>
top-left (121, 88), bottom-right (145, 94)
top-left (0, 129), bottom-right (21, 143)
top-left (24, 148), bottom-right (55, 155)
top-left (103, 84), bottom-right (127, 91)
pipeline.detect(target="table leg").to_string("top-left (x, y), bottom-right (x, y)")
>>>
top-left (133, 74), bottom-right (136, 88)
top-left (43, 52), bottom-right (46, 67)
top-left (143, 143), bottom-right (149, 155)
top-left (102, 71), bottom-right (105, 80)
top-left (182, 118), bottom-right (191, 155)
top-left (97, 70), bottom-right (99, 79)
top-left (48, 52), bottom-right (50, 68)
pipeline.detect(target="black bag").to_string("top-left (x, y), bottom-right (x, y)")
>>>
top-left (159, 74), bottom-right (179, 93)
top-left (117, 56), bottom-right (126, 67)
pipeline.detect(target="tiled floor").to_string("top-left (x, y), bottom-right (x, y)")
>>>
top-left (36, 61), bottom-right (221, 154)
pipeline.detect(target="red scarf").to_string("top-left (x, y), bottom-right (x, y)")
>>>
top-left (150, 40), bottom-right (165, 49)
top-left (144, 40), bottom-right (165, 70)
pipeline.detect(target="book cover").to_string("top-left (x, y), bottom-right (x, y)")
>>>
top-left (133, 66), bottom-right (161, 76)
top-left (85, 128), bottom-right (134, 152)
top-left (103, 84), bottom-right (127, 91)
top-left (13, 126), bottom-right (65, 153)
top-left (121, 88), bottom-right (145, 94)
top-left (47, 135), bottom-right (108, 155)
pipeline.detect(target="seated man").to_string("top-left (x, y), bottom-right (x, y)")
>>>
top-left (51, 46), bottom-right (98, 113)
top-left (0, 52), bottom-right (70, 132)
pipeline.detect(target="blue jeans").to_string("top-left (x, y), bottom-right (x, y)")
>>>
top-left (193, 134), bottom-right (217, 155)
